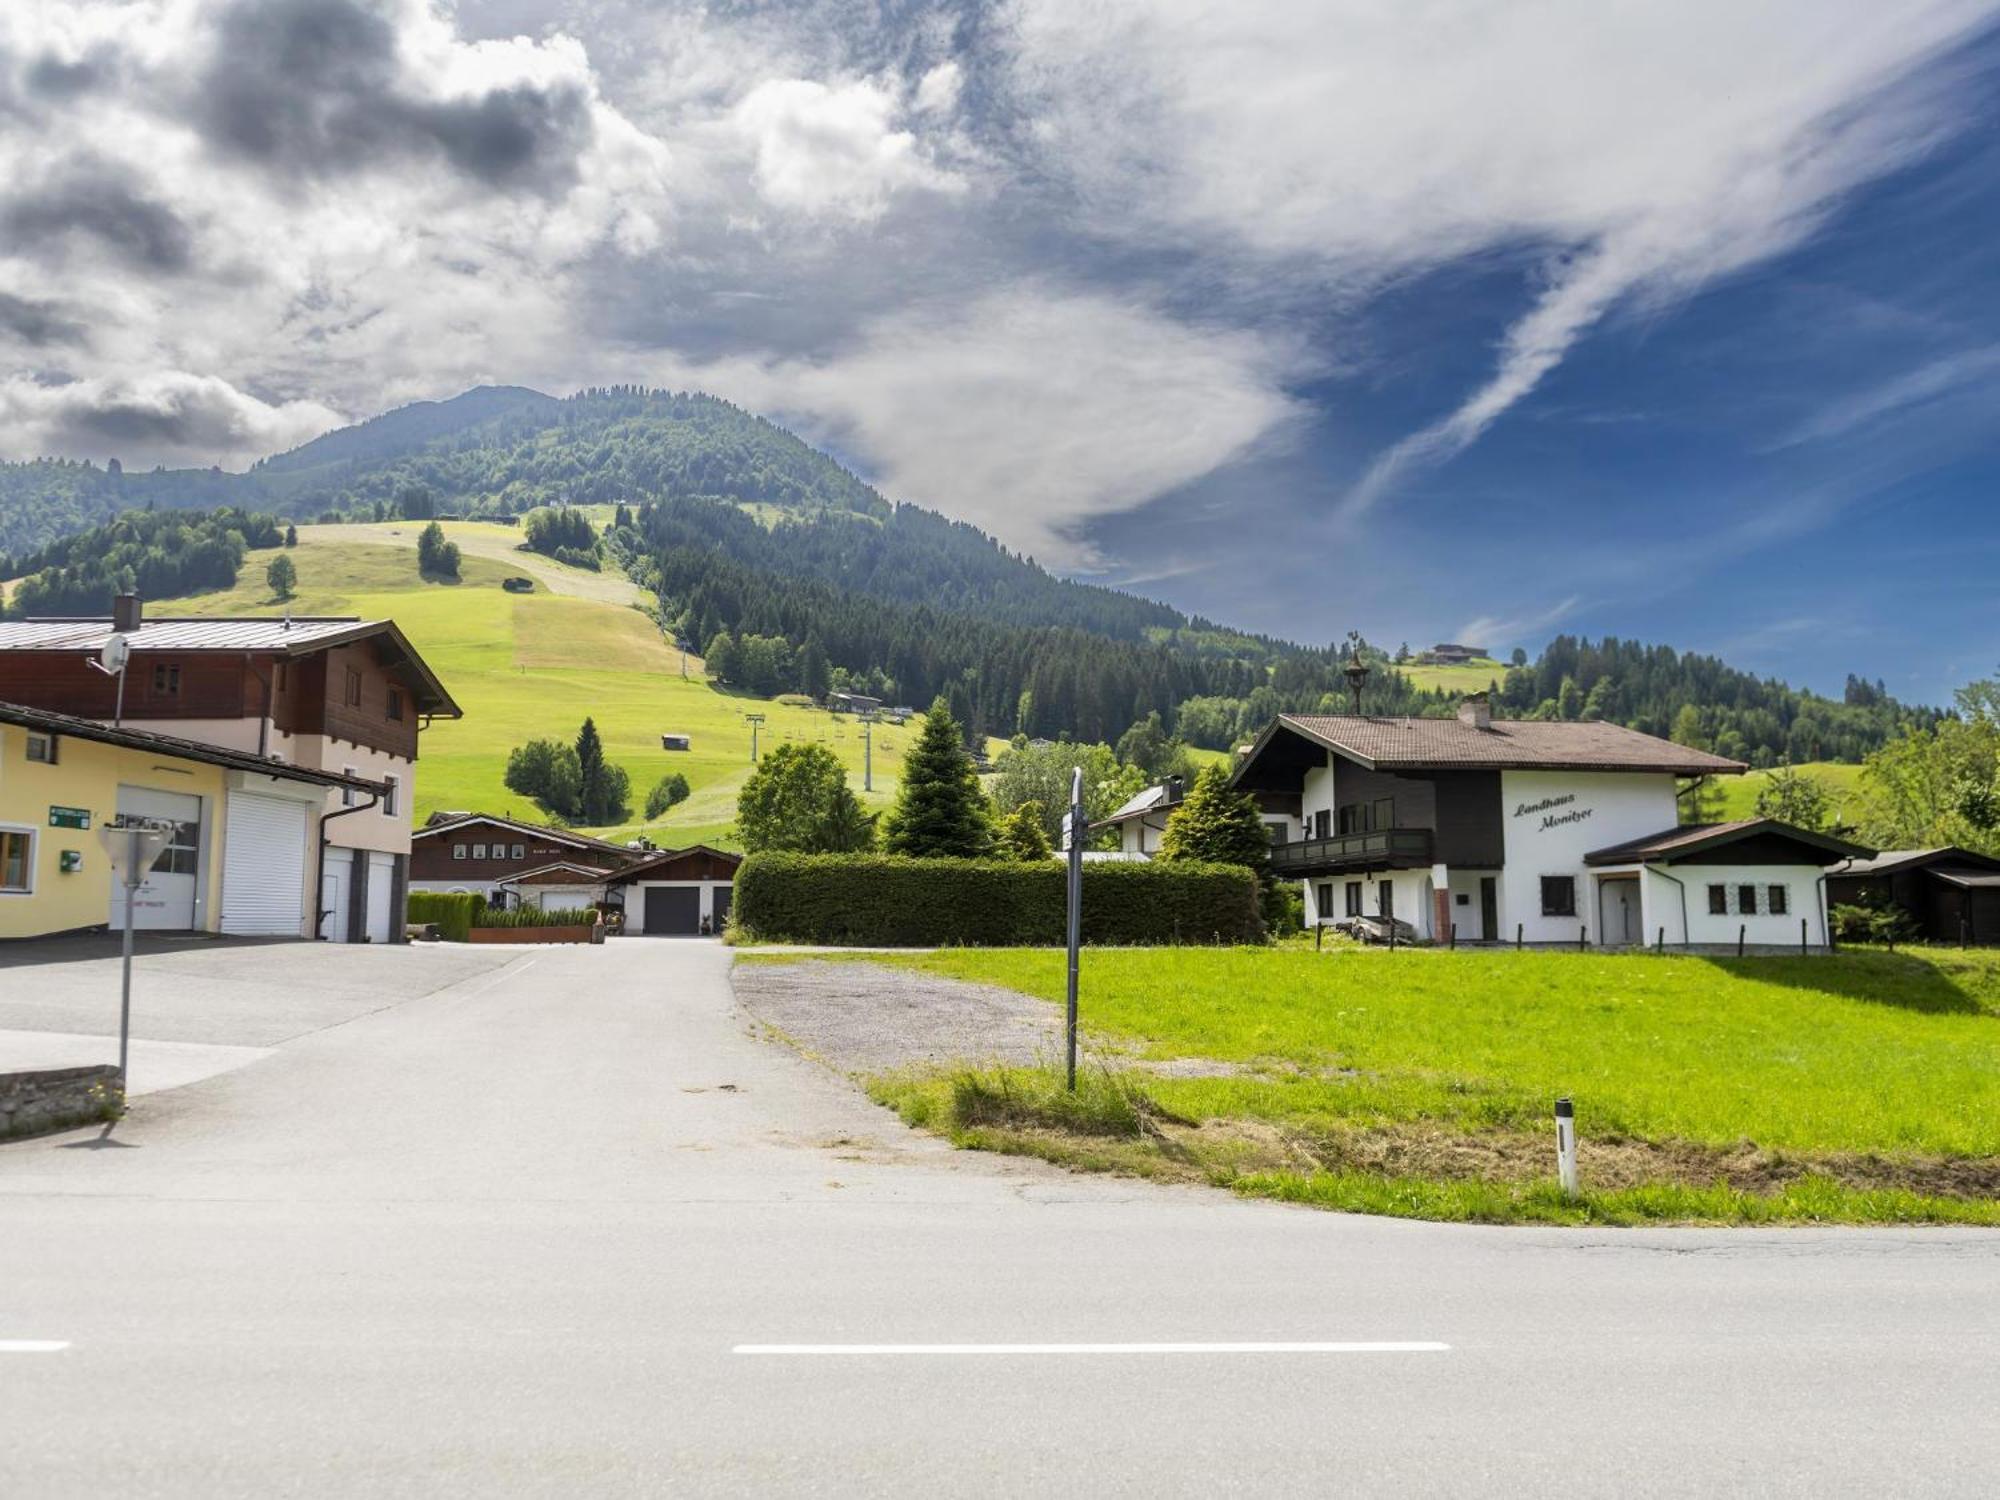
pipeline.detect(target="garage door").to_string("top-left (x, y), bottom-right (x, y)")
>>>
top-left (641, 885), bottom-right (701, 935)
top-left (221, 791), bottom-right (308, 937)
top-left (365, 852), bottom-right (396, 943)
top-left (111, 786), bottom-right (202, 930)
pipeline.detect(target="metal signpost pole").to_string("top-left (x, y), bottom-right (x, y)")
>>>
top-left (1065, 767), bottom-right (1083, 1093)
top-left (119, 841), bottom-right (139, 1082)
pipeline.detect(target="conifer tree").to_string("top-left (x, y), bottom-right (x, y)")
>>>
top-left (883, 697), bottom-right (993, 858)
top-left (1157, 763), bottom-right (1271, 871)
top-left (996, 801), bottom-right (1052, 861)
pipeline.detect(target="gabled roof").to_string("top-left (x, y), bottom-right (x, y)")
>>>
top-left (606, 844), bottom-right (743, 883)
top-left (1829, 847), bottom-right (2000, 878)
top-left (1584, 818), bottom-right (1871, 867)
top-left (498, 860), bottom-right (618, 886)
top-left (1099, 781), bottom-right (1183, 825)
top-left (412, 811), bottom-right (642, 861)
top-left (0, 700), bottom-right (387, 795)
top-left (1236, 713), bottom-right (1745, 778)
top-left (0, 614), bottom-right (461, 718)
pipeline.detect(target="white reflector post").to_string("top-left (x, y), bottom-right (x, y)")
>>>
top-left (1555, 1096), bottom-right (1579, 1199)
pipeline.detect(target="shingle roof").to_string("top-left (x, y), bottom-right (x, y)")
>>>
top-left (1261, 714), bottom-right (1745, 775)
top-left (1583, 818), bottom-right (1870, 866)
top-left (1830, 847), bottom-right (2000, 877)
top-left (499, 860), bottom-right (619, 885)
top-left (606, 844), bottom-right (743, 882)
top-left (0, 614), bottom-right (461, 717)
top-left (0, 700), bottom-right (387, 795)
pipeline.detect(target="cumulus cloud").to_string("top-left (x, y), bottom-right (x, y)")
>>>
top-left (731, 75), bottom-right (964, 221)
top-left (684, 288), bottom-right (1305, 565)
top-left (0, 290), bottom-right (87, 348)
top-left (0, 372), bottom-right (343, 467)
top-left (2, 158), bottom-right (194, 272)
top-left (1003, 0), bottom-right (2000, 514)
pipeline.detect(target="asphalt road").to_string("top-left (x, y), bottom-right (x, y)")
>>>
top-left (2, 939), bottom-right (1995, 1497)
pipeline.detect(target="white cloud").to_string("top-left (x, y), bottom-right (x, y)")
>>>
top-left (676, 288), bottom-right (1305, 565)
top-left (1456, 596), bottom-right (1584, 654)
top-left (912, 61), bottom-right (961, 116)
top-left (1775, 344), bottom-right (2000, 448)
top-left (731, 76), bottom-right (964, 222)
top-left (0, 372), bottom-right (343, 468)
top-left (1003, 0), bottom-right (2000, 513)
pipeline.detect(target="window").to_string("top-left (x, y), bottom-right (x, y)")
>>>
top-left (1377, 880), bottom-right (1395, 918)
top-left (1768, 884), bottom-right (1789, 916)
top-left (345, 668), bottom-right (363, 707)
top-left (1541, 876), bottom-right (1577, 917)
top-left (512, 843), bottom-right (525, 860)
top-left (1738, 884), bottom-right (1759, 916)
top-left (1264, 821), bottom-right (1287, 846)
top-left (156, 820), bottom-right (200, 877)
top-left (1345, 881), bottom-right (1364, 917)
top-left (452, 843), bottom-right (467, 860)
top-left (1316, 883), bottom-right (1334, 920)
top-left (472, 843), bottom-right (488, 859)
top-left (382, 775), bottom-right (400, 818)
top-left (1, 828), bottom-right (32, 893)
top-left (26, 732), bottom-right (57, 764)
top-left (1708, 884), bottom-right (1728, 915)
top-left (341, 766), bottom-right (359, 809)
top-left (1313, 809), bottom-right (1331, 839)
top-left (1373, 797), bottom-right (1394, 830)
top-left (152, 662), bottom-right (181, 695)
top-left (387, 689), bottom-right (404, 722)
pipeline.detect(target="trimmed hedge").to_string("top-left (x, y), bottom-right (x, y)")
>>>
top-left (408, 891), bottom-right (481, 942)
top-left (474, 905), bottom-right (599, 929)
top-left (733, 853), bottom-right (1264, 946)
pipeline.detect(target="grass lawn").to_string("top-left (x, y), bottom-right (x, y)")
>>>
top-left (1398, 659), bottom-right (1509, 695)
top-left (848, 945), bottom-right (2000, 1226)
top-left (1713, 760), bottom-right (1867, 821)
top-left (156, 521), bottom-right (983, 848)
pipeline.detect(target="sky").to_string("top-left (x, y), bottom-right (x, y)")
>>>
top-left (2, 1), bottom-right (1998, 704)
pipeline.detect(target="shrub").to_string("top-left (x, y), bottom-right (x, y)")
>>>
top-left (645, 772), bottom-right (691, 819)
top-left (473, 905), bottom-right (599, 929)
top-left (408, 891), bottom-right (481, 942)
top-left (732, 853), bottom-right (1263, 946)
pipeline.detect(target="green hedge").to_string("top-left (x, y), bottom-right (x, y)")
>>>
top-left (408, 891), bottom-right (481, 942)
top-left (733, 853), bottom-right (1264, 946)
top-left (474, 905), bottom-right (598, 930)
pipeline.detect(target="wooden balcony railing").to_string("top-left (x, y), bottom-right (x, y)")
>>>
top-left (1271, 827), bottom-right (1433, 875)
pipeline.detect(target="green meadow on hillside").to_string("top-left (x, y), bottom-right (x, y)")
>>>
top-left (156, 521), bottom-right (948, 847)
top-left (1713, 760), bottom-right (1867, 821)
top-left (1398, 659), bottom-right (1509, 695)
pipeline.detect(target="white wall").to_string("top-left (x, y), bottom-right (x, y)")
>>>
top-left (1672, 864), bottom-right (1828, 947)
top-left (1300, 755), bottom-right (1336, 832)
top-left (1119, 814), bottom-right (1171, 856)
top-left (629, 880), bottom-right (732, 931)
top-left (1499, 771), bottom-right (1678, 943)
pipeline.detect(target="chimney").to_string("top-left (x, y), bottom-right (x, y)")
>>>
top-left (1165, 774), bottom-right (1186, 804)
top-left (111, 592), bottom-right (142, 634)
top-left (1457, 693), bottom-right (1493, 729)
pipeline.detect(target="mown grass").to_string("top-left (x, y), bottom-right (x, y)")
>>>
top-left (158, 522), bottom-right (1006, 847)
top-left (854, 945), bottom-right (2000, 1225)
top-left (1712, 760), bottom-right (1867, 820)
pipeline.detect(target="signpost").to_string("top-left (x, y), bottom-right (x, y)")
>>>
top-left (96, 817), bottom-right (175, 1086)
top-left (1063, 767), bottom-right (1084, 1092)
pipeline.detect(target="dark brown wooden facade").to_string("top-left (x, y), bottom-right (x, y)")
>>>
top-left (409, 818), bottom-right (629, 884)
top-left (610, 847), bottom-right (743, 884)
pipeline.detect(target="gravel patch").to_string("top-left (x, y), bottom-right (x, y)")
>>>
top-left (733, 960), bottom-right (1066, 1074)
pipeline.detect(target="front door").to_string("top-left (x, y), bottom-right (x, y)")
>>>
top-left (1600, 877), bottom-right (1641, 945)
top-left (1480, 877), bottom-right (1498, 942)
top-left (111, 786), bottom-right (202, 930)
top-left (320, 850), bottom-right (352, 942)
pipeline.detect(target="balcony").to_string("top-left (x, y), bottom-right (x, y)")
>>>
top-left (1271, 827), bottom-right (1434, 876)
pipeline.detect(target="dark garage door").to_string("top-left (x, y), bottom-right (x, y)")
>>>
top-left (712, 886), bottom-right (732, 930)
top-left (641, 885), bottom-right (701, 935)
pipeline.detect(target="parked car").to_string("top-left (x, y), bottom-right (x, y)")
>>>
top-left (1332, 914), bottom-right (1419, 945)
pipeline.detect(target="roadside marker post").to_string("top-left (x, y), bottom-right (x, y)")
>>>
top-left (1063, 767), bottom-right (1084, 1093)
top-left (96, 817), bottom-right (174, 1089)
top-left (1554, 1096), bottom-right (1579, 1199)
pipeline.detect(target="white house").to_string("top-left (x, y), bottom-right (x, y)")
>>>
top-left (605, 845), bottom-right (742, 936)
top-left (1230, 697), bottom-right (1866, 948)
top-left (1099, 778), bottom-right (1183, 856)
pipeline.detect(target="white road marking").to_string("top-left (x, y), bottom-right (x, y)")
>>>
top-left (733, 1342), bottom-right (1448, 1356)
top-left (0, 1341), bottom-right (70, 1353)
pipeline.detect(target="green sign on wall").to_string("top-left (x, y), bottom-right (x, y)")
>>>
top-left (49, 805), bottom-right (92, 830)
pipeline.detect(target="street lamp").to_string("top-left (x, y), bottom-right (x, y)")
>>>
top-left (96, 815), bottom-right (176, 1087)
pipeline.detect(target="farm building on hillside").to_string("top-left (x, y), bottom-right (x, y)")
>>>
top-left (1428, 643), bottom-right (1488, 664)
top-left (1827, 847), bottom-right (2000, 945)
top-left (1231, 695), bottom-right (1869, 949)
top-left (607, 846), bottom-right (742, 936)
top-left (826, 692), bottom-right (881, 715)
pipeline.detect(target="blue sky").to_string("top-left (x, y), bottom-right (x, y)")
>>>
top-left (3, 2), bottom-right (1997, 704)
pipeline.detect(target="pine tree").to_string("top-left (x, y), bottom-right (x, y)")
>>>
top-left (997, 801), bottom-right (1053, 861)
top-left (799, 635), bottom-right (831, 701)
top-left (283, 524), bottom-right (297, 547)
top-left (1157, 763), bottom-right (1271, 871)
top-left (575, 717), bottom-right (624, 823)
top-left (882, 697), bottom-right (993, 858)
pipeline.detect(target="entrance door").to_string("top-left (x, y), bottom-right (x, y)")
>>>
top-left (641, 885), bottom-right (701, 935)
top-left (111, 786), bottom-right (202, 930)
top-left (1600, 877), bottom-right (1641, 945)
top-left (365, 852), bottom-right (396, 943)
top-left (712, 885), bottom-right (733, 931)
top-left (1480, 877), bottom-right (1499, 942)
top-left (321, 849), bottom-right (353, 941)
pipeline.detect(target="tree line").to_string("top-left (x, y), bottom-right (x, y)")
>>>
top-left (0, 507), bottom-right (288, 617)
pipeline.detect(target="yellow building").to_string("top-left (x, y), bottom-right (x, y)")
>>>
top-left (1, 702), bottom-right (380, 942)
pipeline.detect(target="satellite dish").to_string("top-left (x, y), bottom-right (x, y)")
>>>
top-left (100, 634), bottom-right (131, 674)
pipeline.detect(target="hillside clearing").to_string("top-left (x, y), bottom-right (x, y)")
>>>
top-left (1713, 760), bottom-right (1867, 820)
top-left (1398, 659), bottom-right (1509, 695)
top-left (794, 945), bottom-right (2000, 1225)
top-left (155, 522), bottom-right (960, 847)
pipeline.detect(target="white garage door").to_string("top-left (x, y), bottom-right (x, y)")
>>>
top-left (111, 786), bottom-right (202, 930)
top-left (365, 852), bottom-right (396, 943)
top-left (221, 791), bottom-right (308, 937)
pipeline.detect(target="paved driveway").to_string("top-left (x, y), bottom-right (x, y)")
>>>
top-left (2, 939), bottom-right (1996, 1496)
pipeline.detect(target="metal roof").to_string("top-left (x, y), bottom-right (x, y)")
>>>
top-left (411, 811), bottom-right (642, 860)
top-left (0, 613), bottom-right (462, 718)
top-left (0, 700), bottom-right (387, 795)
top-left (1829, 847), bottom-right (2000, 877)
top-left (1239, 713), bottom-right (1746, 777)
top-left (1584, 818), bottom-right (1871, 867)
top-left (1099, 781), bottom-right (1182, 825)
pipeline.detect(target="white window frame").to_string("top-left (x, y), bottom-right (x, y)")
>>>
top-left (1767, 884), bottom-right (1790, 916)
top-left (472, 843), bottom-right (488, 859)
top-left (382, 774), bottom-right (401, 818)
top-left (512, 843), bottom-right (525, 860)
top-left (452, 843), bottom-right (467, 860)
top-left (0, 822), bottom-right (37, 896)
top-left (341, 765), bottom-right (359, 809)
top-left (25, 731), bottom-right (57, 765)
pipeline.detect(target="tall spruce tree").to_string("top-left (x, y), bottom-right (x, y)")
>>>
top-left (883, 697), bottom-right (993, 858)
top-left (1156, 763), bottom-right (1271, 870)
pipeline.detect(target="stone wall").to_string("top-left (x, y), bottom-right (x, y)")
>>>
top-left (0, 1066), bottom-right (123, 1141)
